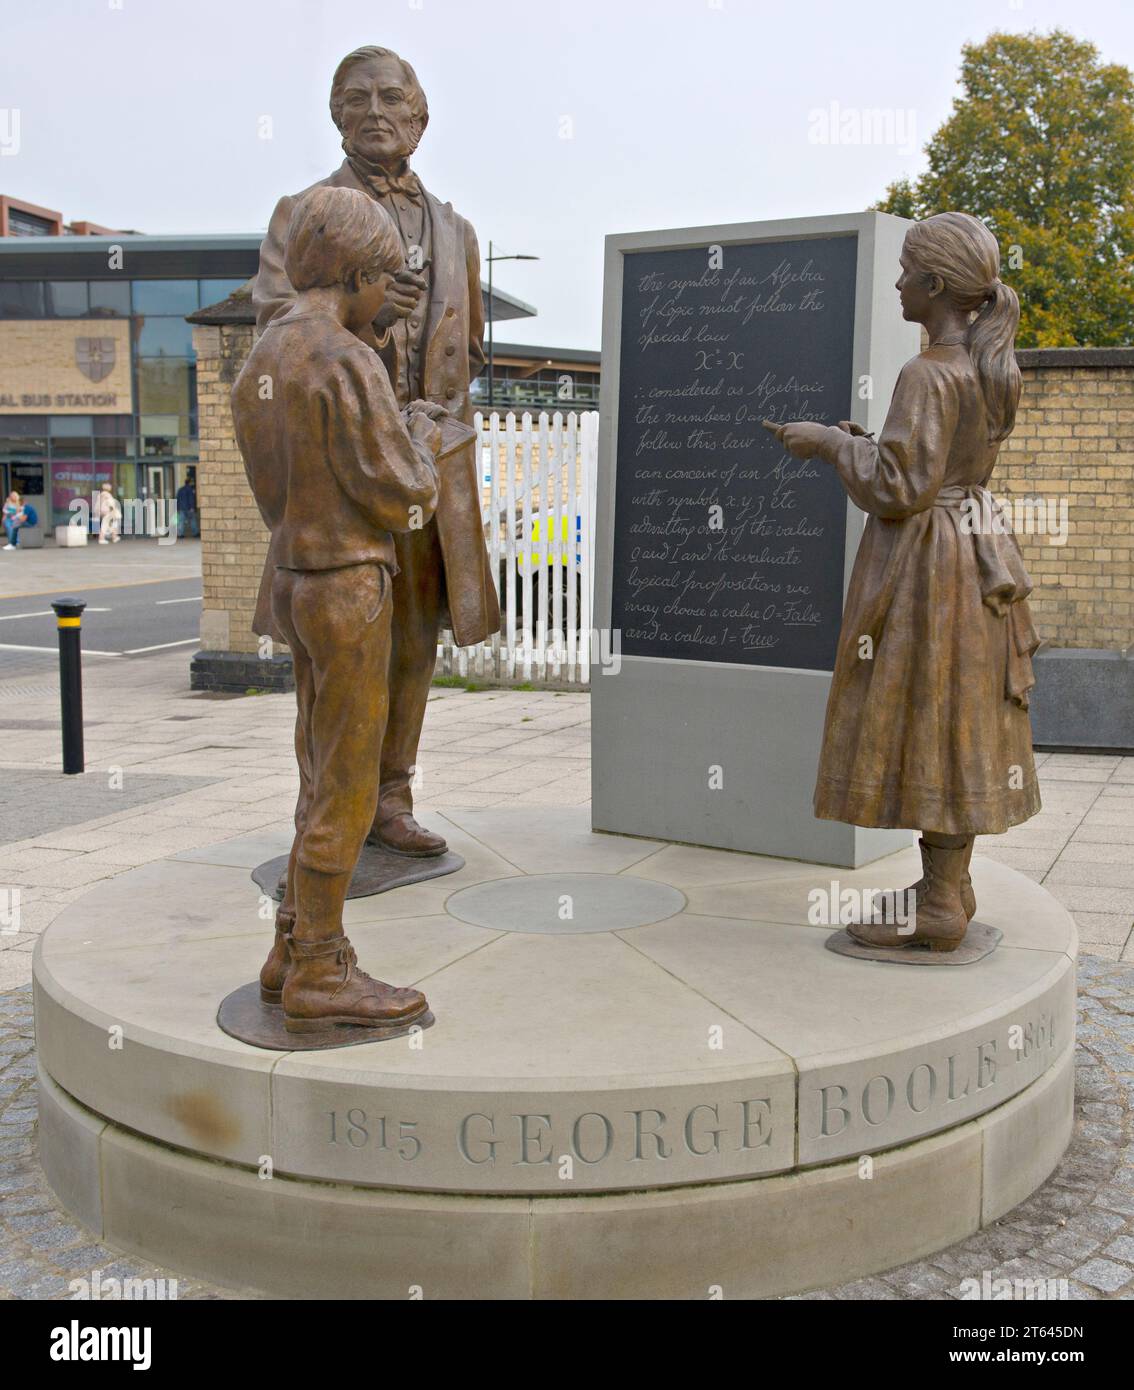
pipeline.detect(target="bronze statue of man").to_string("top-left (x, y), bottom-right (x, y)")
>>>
top-left (253, 44), bottom-right (500, 863)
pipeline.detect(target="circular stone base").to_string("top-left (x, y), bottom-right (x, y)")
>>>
top-left (33, 806), bottom-right (1078, 1299)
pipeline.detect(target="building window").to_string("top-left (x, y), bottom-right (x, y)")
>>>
top-left (50, 462), bottom-right (99, 526)
top-left (130, 279), bottom-right (199, 316)
top-left (137, 358), bottom-right (191, 421)
top-left (0, 281), bottom-right (45, 318)
top-left (0, 417), bottom-right (48, 454)
top-left (134, 315), bottom-right (194, 357)
top-left (138, 413), bottom-right (181, 459)
top-left (88, 433), bottom-right (132, 460)
top-left (199, 278), bottom-right (246, 306)
top-left (10, 460), bottom-right (45, 498)
top-left (92, 415), bottom-right (134, 452)
top-left (187, 362), bottom-right (198, 438)
top-left (48, 415), bottom-right (94, 460)
top-left (89, 280), bottom-right (131, 317)
top-left (45, 281), bottom-right (90, 317)
top-left (7, 209), bottom-right (54, 237)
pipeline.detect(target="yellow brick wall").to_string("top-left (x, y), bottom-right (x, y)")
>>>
top-left (997, 364), bottom-right (1134, 651)
top-left (193, 322), bottom-right (274, 657)
top-left (194, 328), bottom-right (1133, 657)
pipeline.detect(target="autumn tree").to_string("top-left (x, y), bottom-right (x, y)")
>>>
top-left (875, 30), bottom-right (1134, 346)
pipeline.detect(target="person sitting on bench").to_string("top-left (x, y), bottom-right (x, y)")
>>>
top-left (3, 494), bottom-right (37, 549)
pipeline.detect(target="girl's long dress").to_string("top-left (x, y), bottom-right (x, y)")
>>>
top-left (812, 342), bottom-right (1041, 836)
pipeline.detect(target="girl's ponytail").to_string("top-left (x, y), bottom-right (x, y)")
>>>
top-left (967, 277), bottom-right (1021, 443)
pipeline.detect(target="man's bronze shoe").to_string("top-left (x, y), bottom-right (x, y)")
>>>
top-left (368, 812), bottom-right (447, 858)
top-left (282, 933), bottom-right (429, 1034)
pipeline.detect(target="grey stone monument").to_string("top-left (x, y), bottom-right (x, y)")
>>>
top-left (592, 211), bottom-right (920, 867)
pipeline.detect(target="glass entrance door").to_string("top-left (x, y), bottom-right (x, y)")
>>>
top-left (143, 463), bottom-right (174, 537)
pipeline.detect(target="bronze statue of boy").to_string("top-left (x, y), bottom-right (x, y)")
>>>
top-left (232, 185), bottom-right (445, 1032)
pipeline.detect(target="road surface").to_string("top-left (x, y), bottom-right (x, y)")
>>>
top-left (0, 578), bottom-right (201, 682)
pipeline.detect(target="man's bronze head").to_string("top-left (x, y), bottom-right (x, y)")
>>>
top-left (330, 45), bottom-right (428, 168)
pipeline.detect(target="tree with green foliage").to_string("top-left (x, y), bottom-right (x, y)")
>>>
top-left (875, 30), bottom-right (1134, 347)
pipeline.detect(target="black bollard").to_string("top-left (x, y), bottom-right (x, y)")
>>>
top-left (51, 597), bottom-right (86, 775)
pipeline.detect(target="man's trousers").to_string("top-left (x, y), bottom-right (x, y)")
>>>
top-left (375, 519), bottom-right (444, 829)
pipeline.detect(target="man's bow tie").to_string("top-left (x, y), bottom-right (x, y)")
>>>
top-left (368, 169), bottom-right (422, 203)
top-left (348, 157), bottom-right (423, 204)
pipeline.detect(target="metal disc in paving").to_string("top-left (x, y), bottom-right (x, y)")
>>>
top-left (446, 872), bottom-right (686, 933)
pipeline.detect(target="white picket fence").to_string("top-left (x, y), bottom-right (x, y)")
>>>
top-left (435, 410), bottom-right (599, 686)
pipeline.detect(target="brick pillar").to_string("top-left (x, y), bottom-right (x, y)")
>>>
top-left (188, 291), bottom-right (293, 692)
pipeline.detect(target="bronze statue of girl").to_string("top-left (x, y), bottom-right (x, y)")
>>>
top-left (767, 211), bottom-right (1041, 952)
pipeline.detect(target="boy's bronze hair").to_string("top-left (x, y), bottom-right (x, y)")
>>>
top-left (284, 186), bottom-right (403, 293)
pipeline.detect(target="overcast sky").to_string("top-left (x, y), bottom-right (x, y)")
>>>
top-left (3, 0), bottom-right (1132, 348)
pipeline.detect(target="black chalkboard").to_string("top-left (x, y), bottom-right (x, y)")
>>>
top-left (610, 235), bottom-right (858, 671)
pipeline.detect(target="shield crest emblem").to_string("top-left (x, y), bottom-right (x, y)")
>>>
top-left (75, 337), bottom-right (115, 383)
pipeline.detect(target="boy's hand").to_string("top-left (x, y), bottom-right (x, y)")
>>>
top-left (408, 410), bottom-right (443, 456)
top-left (374, 269), bottom-right (428, 330)
top-left (408, 399), bottom-right (450, 423)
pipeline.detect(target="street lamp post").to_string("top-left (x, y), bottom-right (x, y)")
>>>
top-left (486, 241), bottom-right (539, 411)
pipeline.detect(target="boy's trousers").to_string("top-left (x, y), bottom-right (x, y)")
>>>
top-left (272, 562), bottom-right (393, 889)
